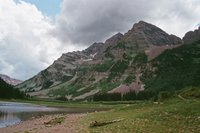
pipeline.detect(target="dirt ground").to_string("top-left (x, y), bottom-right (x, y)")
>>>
top-left (0, 113), bottom-right (86, 133)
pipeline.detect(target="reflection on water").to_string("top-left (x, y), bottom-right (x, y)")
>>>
top-left (0, 102), bottom-right (58, 113)
top-left (0, 101), bottom-right (103, 128)
top-left (0, 102), bottom-right (60, 128)
top-left (0, 111), bottom-right (20, 128)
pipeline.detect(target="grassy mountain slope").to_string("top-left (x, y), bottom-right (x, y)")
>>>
top-left (143, 41), bottom-right (200, 94)
top-left (49, 41), bottom-right (200, 101)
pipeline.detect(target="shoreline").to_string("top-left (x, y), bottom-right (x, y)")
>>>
top-left (0, 113), bottom-right (86, 133)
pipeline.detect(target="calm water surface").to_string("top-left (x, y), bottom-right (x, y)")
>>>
top-left (0, 101), bottom-right (103, 128)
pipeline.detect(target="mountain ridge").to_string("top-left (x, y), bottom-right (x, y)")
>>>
top-left (17, 21), bottom-right (186, 100)
top-left (0, 74), bottom-right (22, 86)
top-left (183, 27), bottom-right (200, 44)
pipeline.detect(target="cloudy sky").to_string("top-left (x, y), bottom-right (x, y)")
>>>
top-left (0, 0), bottom-right (200, 80)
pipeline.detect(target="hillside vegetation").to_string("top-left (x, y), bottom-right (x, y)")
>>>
top-left (143, 41), bottom-right (200, 96)
top-left (27, 41), bottom-right (200, 101)
top-left (0, 78), bottom-right (26, 99)
top-left (17, 21), bottom-right (200, 101)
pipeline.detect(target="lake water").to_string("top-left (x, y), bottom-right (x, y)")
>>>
top-left (0, 101), bottom-right (103, 128)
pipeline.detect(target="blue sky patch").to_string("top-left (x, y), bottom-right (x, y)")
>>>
top-left (16, 0), bottom-right (63, 17)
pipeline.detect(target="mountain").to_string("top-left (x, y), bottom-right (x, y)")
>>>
top-left (0, 74), bottom-right (22, 86)
top-left (141, 40), bottom-right (200, 93)
top-left (183, 27), bottom-right (200, 44)
top-left (0, 77), bottom-right (25, 99)
top-left (17, 21), bottom-right (183, 100)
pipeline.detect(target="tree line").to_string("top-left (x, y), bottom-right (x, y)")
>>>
top-left (91, 91), bottom-right (157, 101)
top-left (0, 78), bottom-right (27, 99)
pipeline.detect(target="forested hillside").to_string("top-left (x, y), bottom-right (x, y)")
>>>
top-left (0, 78), bottom-right (26, 99)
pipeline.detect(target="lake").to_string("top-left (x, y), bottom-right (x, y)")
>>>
top-left (0, 101), bottom-right (103, 128)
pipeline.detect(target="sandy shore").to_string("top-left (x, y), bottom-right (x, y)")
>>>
top-left (0, 113), bottom-right (86, 133)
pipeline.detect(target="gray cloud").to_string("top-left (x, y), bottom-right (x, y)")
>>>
top-left (53, 0), bottom-right (200, 46)
top-left (53, 0), bottom-right (151, 45)
top-left (0, 0), bottom-right (200, 80)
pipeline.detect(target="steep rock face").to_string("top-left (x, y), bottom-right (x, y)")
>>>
top-left (105, 33), bottom-right (124, 45)
top-left (183, 27), bottom-right (200, 44)
top-left (103, 21), bottom-right (182, 59)
top-left (83, 42), bottom-right (104, 56)
top-left (17, 51), bottom-right (92, 92)
top-left (0, 74), bottom-right (22, 86)
top-left (124, 21), bottom-right (182, 46)
top-left (18, 21), bottom-right (182, 100)
top-left (94, 33), bottom-right (124, 59)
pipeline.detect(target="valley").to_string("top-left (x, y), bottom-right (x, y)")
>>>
top-left (1, 20), bottom-right (200, 133)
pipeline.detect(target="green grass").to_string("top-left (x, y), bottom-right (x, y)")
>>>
top-left (0, 98), bottom-right (119, 109)
top-left (2, 97), bottom-right (200, 132)
top-left (179, 87), bottom-right (200, 99)
top-left (80, 98), bottom-right (200, 133)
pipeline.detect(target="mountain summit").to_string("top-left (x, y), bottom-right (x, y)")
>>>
top-left (124, 21), bottom-right (182, 46)
top-left (17, 21), bottom-right (183, 100)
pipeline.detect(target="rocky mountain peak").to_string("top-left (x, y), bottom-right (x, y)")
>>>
top-left (86, 33), bottom-right (124, 59)
top-left (183, 27), bottom-right (200, 44)
top-left (104, 32), bottom-right (123, 45)
top-left (83, 33), bottom-right (124, 57)
top-left (124, 21), bottom-right (182, 46)
top-left (83, 42), bottom-right (104, 56)
top-left (131, 21), bottom-right (162, 32)
top-left (133, 20), bottom-right (156, 29)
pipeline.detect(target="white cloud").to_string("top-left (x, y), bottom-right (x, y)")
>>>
top-left (0, 0), bottom-right (79, 80)
top-left (1, 0), bottom-right (200, 80)
top-left (145, 0), bottom-right (200, 37)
